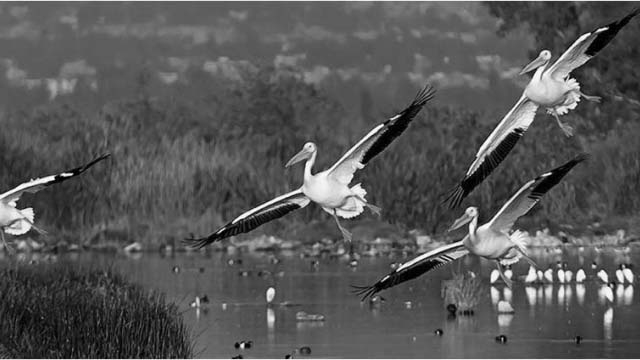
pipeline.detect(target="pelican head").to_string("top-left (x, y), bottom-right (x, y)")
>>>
top-left (285, 142), bottom-right (317, 168)
top-left (448, 206), bottom-right (478, 232)
top-left (519, 50), bottom-right (552, 75)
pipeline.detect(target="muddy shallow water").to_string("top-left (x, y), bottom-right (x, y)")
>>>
top-left (23, 245), bottom-right (640, 358)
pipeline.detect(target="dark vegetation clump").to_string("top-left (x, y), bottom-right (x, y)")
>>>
top-left (0, 263), bottom-right (193, 358)
top-left (441, 271), bottom-right (485, 314)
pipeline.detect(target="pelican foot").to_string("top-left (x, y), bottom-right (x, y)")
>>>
top-left (579, 91), bottom-right (601, 103)
top-left (341, 228), bottom-right (353, 243)
top-left (552, 113), bottom-right (574, 137)
top-left (366, 204), bottom-right (382, 217)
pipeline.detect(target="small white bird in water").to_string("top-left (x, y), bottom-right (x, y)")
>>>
top-left (0, 154), bottom-right (110, 253)
top-left (490, 269), bottom-right (500, 284)
top-left (266, 287), bottom-right (276, 305)
top-left (185, 85), bottom-right (435, 247)
top-left (543, 267), bottom-right (554, 283)
top-left (622, 264), bottom-right (634, 284)
top-left (575, 269), bottom-right (587, 283)
top-left (597, 269), bottom-right (609, 284)
top-left (524, 266), bottom-right (537, 283)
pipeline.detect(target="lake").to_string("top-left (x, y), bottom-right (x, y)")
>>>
top-left (19, 245), bottom-right (640, 358)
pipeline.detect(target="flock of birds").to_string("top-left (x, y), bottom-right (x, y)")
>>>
top-left (0, 9), bottom-right (637, 312)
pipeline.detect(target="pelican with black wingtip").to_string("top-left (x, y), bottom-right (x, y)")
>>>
top-left (0, 153), bottom-right (111, 253)
top-left (444, 8), bottom-right (638, 209)
top-left (353, 154), bottom-right (587, 300)
top-left (184, 84), bottom-right (436, 249)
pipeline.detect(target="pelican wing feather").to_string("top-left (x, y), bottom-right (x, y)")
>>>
top-left (351, 239), bottom-right (468, 301)
top-left (445, 95), bottom-right (538, 208)
top-left (547, 8), bottom-right (639, 81)
top-left (487, 154), bottom-right (588, 233)
top-left (326, 84), bottom-right (435, 185)
top-left (0, 153), bottom-right (111, 207)
top-left (184, 189), bottom-right (310, 249)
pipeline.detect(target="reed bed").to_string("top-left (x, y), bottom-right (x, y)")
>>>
top-left (0, 263), bottom-right (193, 358)
top-left (0, 65), bottom-right (637, 246)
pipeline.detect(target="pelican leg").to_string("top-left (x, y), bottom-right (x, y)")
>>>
top-left (332, 211), bottom-right (352, 243)
top-left (1, 230), bottom-right (14, 256)
top-left (579, 90), bottom-right (601, 103)
top-left (551, 111), bottom-right (574, 137)
top-left (496, 262), bottom-right (513, 289)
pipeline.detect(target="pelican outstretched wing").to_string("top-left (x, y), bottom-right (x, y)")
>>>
top-left (351, 239), bottom-right (468, 301)
top-left (0, 153), bottom-right (111, 206)
top-left (184, 189), bottom-right (310, 249)
top-left (326, 84), bottom-right (435, 185)
top-left (487, 153), bottom-right (588, 233)
top-left (547, 8), bottom-right (639, 81)
top-left (445, 95), bottom-right (538, 208)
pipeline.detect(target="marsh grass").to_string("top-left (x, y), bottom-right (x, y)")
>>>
top-left (0, 64), bottom-right (638, 247)
top-left (0, 263), bottom-right (193, 358)
top-left (441, 271), bottom-right (485, 313)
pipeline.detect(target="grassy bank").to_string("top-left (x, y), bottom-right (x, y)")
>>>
top-left (0, 263), bottom-right (193, 358)
top-left (0, 64), bottom-right (638, 247)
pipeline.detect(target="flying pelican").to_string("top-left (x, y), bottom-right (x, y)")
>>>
top-left (444, 9), bottom-right (638, 208)
top-left (0, 153), bottom-right (110, 253)
top-left (520, 8), bottom-right (639, 137)
top-left (352, 154), bottom-right (586, 299)
top-left (184, 84), bottom-right (435, 248)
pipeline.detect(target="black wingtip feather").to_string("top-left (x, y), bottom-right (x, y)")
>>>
top-left (350, 284), bottom-right (382, 302)
top-left (529, 153), bottom-right (589, 199)
top-left (585, 8), bottom-right (640, 56)
top-left (442, 184), bottom-right (466, 209)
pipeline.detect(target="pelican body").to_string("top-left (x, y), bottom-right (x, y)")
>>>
top-left (354, 154), bottom-right (587, 299)
top-left (185, 84), bottom-right (436, 248)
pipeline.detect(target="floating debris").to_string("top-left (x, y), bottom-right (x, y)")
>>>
top-left (234, 340), bottom-right (253, 349)
top-left (123, 242), bottom-right (142, 253)
top-left (404, 301), bottom-right (412, 309)
top-left (349, 259), bottom-right (359, 268)
top-left (232, 355), bottom-right (243, 359)
top-left (575, 335), bottom-right (582, 345)
top-left (238, 270), bottom-right (251, 277)
top-left (227, 258), bottom-right (243, 266)
top-left (495, 335), bottom-right (507, 344)
top-left (434, 329), bottom-right (443, 336)
top-left (446, 304), bottom-right (457, 315)
top-left (299, 346), bottom-right (311, 355)
top-left (171, 266), bottom-right (180, 273)
top-left (285, 355), bottom-right (292, 359)
top-left (296, 311), bottom-right (325, 321)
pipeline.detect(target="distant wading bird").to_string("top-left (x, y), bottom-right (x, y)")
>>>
top-left (445, 8), bottom-right (638, 208)
top-left (184, 84), bottom-right (436, 249)
top-left (0, 153), bottom-right (111, 253)
top-left (353, 154), bottom-right (587, 300)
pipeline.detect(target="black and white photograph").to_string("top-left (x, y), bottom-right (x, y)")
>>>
top-left (0, 1), bottom-right (639, 358)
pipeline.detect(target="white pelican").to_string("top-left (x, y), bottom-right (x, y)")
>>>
top-left (352, 154), bottom-right (585, 299)
top-left (266, 287), bottom-right (276, 305)
top-left (543, 268), bottom-right (554, 283)
top-left (184, 84), bottom-right (435, 248)
top-left (575, 268), bottom-right (587, 283)
top-left (490, 269), bottom-right (500, 284)
top-left (0, 154), bottom-right (110, 253)
top-left (520, 8), bottom-right (639, 137)
top-left (444, 9), bottom-right (638, 208)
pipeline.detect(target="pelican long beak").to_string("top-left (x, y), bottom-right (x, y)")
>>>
top-left (448, 213), bottom-right (472, 232)
top-left (285, 148), bottom-right (311, 168)
top-left (519, 55), bottom-right (546, 75)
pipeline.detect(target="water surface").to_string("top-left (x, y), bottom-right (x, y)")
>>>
top-left (30, 246), bottom-right (640, 358)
